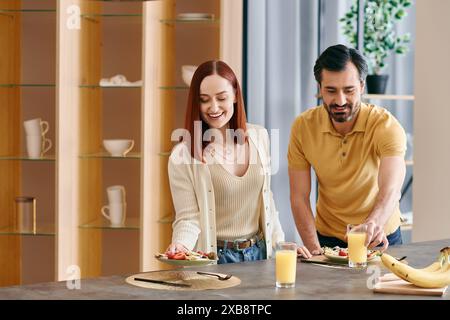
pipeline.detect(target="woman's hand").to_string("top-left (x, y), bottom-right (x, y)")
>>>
top-left (297, 245), bottom-right (323, 259)
top-left (165, 243), bottom-right (189, 255)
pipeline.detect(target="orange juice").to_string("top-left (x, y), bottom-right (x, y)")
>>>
top-left (348, 232), bottom-right (367, 267)
top-left (275, 250), bottom-right (297, 287)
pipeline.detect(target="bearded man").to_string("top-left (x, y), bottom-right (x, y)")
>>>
top-left (288, 44), bottom-right (407, 258)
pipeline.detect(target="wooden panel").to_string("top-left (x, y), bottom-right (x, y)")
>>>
top-left (158, 0), bottom-right (175, 263)
top-left (141, 0), bottom-right (175, 271)
top-left (0, 0), bottom-right (21, 287)
top-left (220, 0), bottom-right (243, 83)
top-left (78, 0), bottom-right (102, 278)
top-left (55, 0), bottom-right (81, 281)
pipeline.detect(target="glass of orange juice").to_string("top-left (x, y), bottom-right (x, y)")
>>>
top-left (275, 242), bottom-right (297, 288)
top-left (347, 224), bottom-right (368, 268)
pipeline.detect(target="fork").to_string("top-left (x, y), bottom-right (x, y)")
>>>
top-left (196, 271), bottom-right (232, 281)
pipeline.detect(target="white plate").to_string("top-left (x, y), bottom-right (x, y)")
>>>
top-left (177, 13), bottom-right (215, 20)
top-left (323, 247), bottom-right (378, 263)
top-left (156, 256), bottom-right (215, 267)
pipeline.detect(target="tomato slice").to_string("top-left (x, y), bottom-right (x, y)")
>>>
top-left (166, 252), bottom-right (176, 259)
top-left (173, 252), bottom-right (186, 260)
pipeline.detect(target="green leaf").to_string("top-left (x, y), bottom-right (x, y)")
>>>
top-left (403, 1), bottom-right (412, 7)
top-left (395, 47), bottom-right (407, 54)
top-left (395, 9), bottom-right (406, 19)
top-left (402, 33), bottom-right (411, 42)
top-left (390, 0), bottom-right (399, 8)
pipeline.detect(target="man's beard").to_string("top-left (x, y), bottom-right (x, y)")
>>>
top-left (324, 101), bottom-right (360, 123)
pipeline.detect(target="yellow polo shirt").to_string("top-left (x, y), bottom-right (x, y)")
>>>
top-left (287, 103), bottom-right (406, 241)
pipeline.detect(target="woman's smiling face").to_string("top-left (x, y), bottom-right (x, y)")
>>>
top-left (199, 74), bottom-right (236, 130)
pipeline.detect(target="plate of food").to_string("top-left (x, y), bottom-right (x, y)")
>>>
top-left (323, 246), bottom-right (379, 263)
top-left (155, 250), bottom-right (217, 267)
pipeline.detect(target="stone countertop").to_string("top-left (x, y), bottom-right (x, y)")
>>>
top-left (0, 239), bottom-right (449, 300)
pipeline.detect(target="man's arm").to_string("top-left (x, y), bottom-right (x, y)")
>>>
top-left (364, 156), bottom-right (406, 250)
top-left (288, 168), bottom-right (322, 255)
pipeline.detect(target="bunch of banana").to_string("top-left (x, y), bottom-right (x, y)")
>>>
top-left (380, 246), bottom-right (450, 288)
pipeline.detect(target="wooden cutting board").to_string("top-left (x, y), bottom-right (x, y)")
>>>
top-left (299, 255), bottom-right (347, 265)
top-left (374, 273), bottom-right (448, 296)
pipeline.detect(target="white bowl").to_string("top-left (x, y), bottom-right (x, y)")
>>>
top-left (103, 139), bottom-right (134, 157)
top-left (181, 65), bottom-right (197, 87)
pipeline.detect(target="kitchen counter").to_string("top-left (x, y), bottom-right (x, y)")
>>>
top-left (0, 238), bottom-right (449, 300)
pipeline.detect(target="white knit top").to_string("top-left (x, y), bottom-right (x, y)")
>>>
top-left (208, 140), bottom-right (264, 240)
top-left (169, 123), bottom-right (285, 258)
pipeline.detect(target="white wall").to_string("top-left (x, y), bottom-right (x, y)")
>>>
top-left (413, 0), bottom-right (450, 242)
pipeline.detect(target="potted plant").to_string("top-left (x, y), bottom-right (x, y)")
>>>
top-left (340, 0), bottom-right (412, 94)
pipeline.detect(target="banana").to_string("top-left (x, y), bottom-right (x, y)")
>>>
top-left (417, 251), bottom-right (448, 272)
top-left (380, 247), bottom-right (450, 288)
top-left (419, 261), bottom-right (441, 272)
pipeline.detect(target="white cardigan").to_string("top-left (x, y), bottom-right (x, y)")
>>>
top-left (168, 123), bottom-right (285, 258)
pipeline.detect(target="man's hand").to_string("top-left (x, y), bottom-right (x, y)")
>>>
top-left (364, 221), bottom-right (389, 251)
top-left (297, 245), bottom-right (324, 259)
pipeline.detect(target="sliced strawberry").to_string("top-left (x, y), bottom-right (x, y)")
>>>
top-left (197, 250), bottom-right (207, 258)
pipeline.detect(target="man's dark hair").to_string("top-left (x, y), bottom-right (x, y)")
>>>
top-left (313, 44), bottom-right (368, 84)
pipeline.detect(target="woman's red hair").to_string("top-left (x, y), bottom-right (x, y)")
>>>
top-left (184, 60), bottom-right (247, 161)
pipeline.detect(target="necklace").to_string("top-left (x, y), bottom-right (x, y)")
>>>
top-left (208, 144), bottom-right (234, 159)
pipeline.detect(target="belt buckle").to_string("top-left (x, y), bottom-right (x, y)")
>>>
top-left (233, 239), bottom-right (246, 251)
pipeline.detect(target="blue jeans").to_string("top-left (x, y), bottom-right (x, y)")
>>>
top-left (317, 227), bottom-right (403, 248)
top-left (217, 239), bottom-right (267, 264)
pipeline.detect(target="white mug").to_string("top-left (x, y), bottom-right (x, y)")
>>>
top-left (101, 202), bottom-right (126, 227)
top-left (26, 135), bottom-right (52, 159)
top-left (106, 185), bottom-right (126, 204)
top-left (24, 118), bottom-right (49, 136)
top-left (103, 139), bottom-right (134, 157)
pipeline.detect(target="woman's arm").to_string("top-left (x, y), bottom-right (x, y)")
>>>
top-left (167, 151), bottom-right (201, 251)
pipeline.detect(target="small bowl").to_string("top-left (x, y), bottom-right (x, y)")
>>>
top-left (103, 139), bottom-right (134, 157)
top-left (181, 65), bottom-right (197, 87)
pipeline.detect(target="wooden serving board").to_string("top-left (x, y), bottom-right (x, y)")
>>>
top-left (374, 273), bottom-right (447, 296)
top-left (299, 255), bottom-right (347, 265)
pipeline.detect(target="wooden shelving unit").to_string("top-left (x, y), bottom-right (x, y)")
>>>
top-left (0, 0), bottom-right (243, 286)
top-left (363, 94), bottom-right (414, 101)
top-left (0, 0), bottom-right (57, 286)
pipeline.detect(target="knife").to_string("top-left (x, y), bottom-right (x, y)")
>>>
top-left (134, 277), bottom-right (192, 287)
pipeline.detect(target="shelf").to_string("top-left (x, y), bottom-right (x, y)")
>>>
top-left (79, 152), bottom-right (141, 159)
top-left (0, 155), bottom-right (56, 162)
top-left (157, 214), bottom-right (174, 224)
top-left (79, 152), bottom-right (170, 158)
top-left (363, 94), bottom-right (414, 101)
top-left (81, 14), bottom-right (142, 18)
top-left (0, 224), bottom-right (55, 237)
top-left (0, 84), bottom-right (55, 88)
top-left (400, 211), bottom-right (413, 230)
top-left (158, 86), bottom-right (189, 90)
top-left (315, 94), bottom-right (414, 101)
top-left (160, 18), bottom-right (220, 25)
top-left (80, 14), bottom-right (142, 24)
top-left (0, 9), bottom-right (56, 13)
top-left (158, 152), bottom-right (171, 157)
top-left (79, 84), bottom-right (141, 89)
top-left (79, 217), bottom-right (139, 230)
